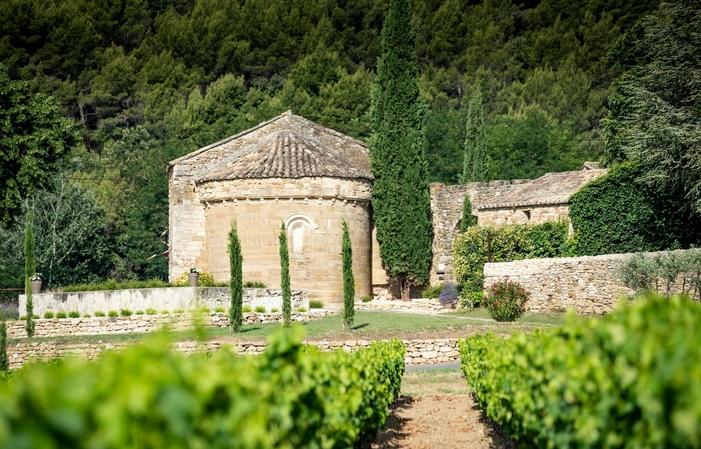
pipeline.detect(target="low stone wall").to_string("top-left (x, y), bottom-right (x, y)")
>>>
top-left (483, 253), bottom-right (634, 314)
top-left (6, 310), bottom-right (336, 339)
top-left (19, 287), bottom-right (308, 317)
top-left (7, 337), bottom-right (460, 370)
top-left (355, 298), bottom-right (457, 312)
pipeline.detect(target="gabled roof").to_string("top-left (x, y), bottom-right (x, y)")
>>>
top-left (197, 130), bottom-right (373, 182)
top-left (476, 169), bottom-right (607, 209)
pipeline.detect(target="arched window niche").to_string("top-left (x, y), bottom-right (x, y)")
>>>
top-left (284, 213), bottom-right (318, 254)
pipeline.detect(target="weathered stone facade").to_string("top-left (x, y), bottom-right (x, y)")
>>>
top-left (168, 111), bottom-right (376, 303)
top-left (483, 253), bottom-right (635, 314)
top-left (7, 337), bottom-right (461, 370)
top-left (20, 287), bottom-right (308, 317)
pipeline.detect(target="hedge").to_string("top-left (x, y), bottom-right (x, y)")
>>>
top-left (0, 327), bottom-right (405, 448)
top-left (569, 162), bottom-right (701, 256)
top-left (459, 294), bottom-right (701, 448)
top-left (452, 221), bottom-right (570, 292)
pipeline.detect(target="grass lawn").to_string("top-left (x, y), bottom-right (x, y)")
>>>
top-left (443, 308), bottom-right (568, 326)
top-left (12, 310), bottom-right (566, 346)
top-left (401, 368), bottom-right (470, 396)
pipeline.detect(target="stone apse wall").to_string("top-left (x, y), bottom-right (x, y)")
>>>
top-left (428, 180), bottom-right (529, 286)
top-left (20, 287), bottom-right (308, 317)
top-left (483, 253), bottom-right (636, 314)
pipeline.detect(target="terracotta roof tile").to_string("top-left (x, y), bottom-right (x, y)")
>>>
top-left (197, 131), bottom-right (372, 182)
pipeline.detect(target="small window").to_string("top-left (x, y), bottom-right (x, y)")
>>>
top-left (524, 210), bottom-right (531, 221)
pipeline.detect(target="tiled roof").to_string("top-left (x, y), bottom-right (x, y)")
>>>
top-left (197, 130), bottom-right (373, 182)
top-left (476, 169), bottom-right (607, 209)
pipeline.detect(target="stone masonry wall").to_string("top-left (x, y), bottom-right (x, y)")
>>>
top-left (483, 253), bottom-right (635, 314)
top-left (20, 287), bottom-right (308, 317)
top-left (6, 310), bottom-right (336, 339)
top-left (477, 204), bottom-right (570, 226)
top-left (428, 180), bottom-right (529, 286)
top-left (8, 336), bottom-right (460, 370)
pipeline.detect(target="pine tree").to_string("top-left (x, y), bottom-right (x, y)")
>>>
top-left (460, 87), bottom-right (488, 183)
top-left (368, 0), bottom-right (432, 300)
top-left (461, 196), bottom-right (478, 233)
top-left (228, 219), bottom-right (243, 333)
top-left (0, 316), bottom-right (8, 372)
top-left (341, 219), bottom-right (355, 329)
top-left (279, 222), bottom-right (291, 327)
top-left (24, 210), bottom-right (35, 337)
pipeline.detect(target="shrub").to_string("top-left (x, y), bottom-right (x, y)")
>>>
top-left (309, 300), bottom-right (324, 309)
top-left (68, 311), bottom-right (80, 318)
top-left (271, 308), bottom-right (279, 313)
top-left (18, 316), bottom-right (26, 320)
top-left (160, 310), bottom-right (169, 315)
top-left (459, 291), bottom-right (483, 309)
top-left (119, 309), bottom-right (132, 317)
top-left (254, 306), bottom-right (266, 313)
top-left (452, 221), bottom-right (569, 292)
top-left (243, 281), bottom-right (267, 288)
top-left (173, 309), bottom-right (184, 314)
top-left (145, 308), bottom-right (157, 315)
top-left (43, 312), bottom-right (54, 319)
top-left (135, 310), bottom-right (144, 315)
top-left (172, 271), bottom-right (216, 287)
top-left (422, 283), bottom-right (444, 299)
top-left (242, 306), bottom-right (252, 313)
top-left (0, 328), bottom-right (405, 448)
top-left (107, 311), bottom-right (119, 317)
top-left (82, 314), bottom-right (91, 318)
top-left (617, 249), bottom-right (701, 298)
top-left (459, 294), bottom-right (701, 448)
top-left (214, 306), bottom-right (226, 313)
top-left (296, 307), bottom-right (307, 313)
top-left (55, 312), bottom-right (67, 319)
top-left (361, 296), bottom-right (373, 303)
top-left (438, 283), bottom-right (459, 302)
top-left (482, 279), bottom-right (529, 322)
top-left (569, 162), bottom-right (701, 256)
top-left (62, 278), bottom-right (171, 292)
top-left (94, 311), bottom-right (105, 317)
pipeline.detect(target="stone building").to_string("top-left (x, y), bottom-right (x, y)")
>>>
top-left (168, 111), bottom-right (377, 302)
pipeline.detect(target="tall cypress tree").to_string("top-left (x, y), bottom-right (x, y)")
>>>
top-left (341, 219), bottom-right (355, 329)
top-left (228, 219), bottom-right (243, 333)
top-left (460, 87), bottom-right (488, 183)
top-left (369, 0), bottom-right (432, 300)
top-left (279, 222), bottom-right (291, 327)
top-left (24, 210), bottom-right (35, 337)
top-left (0, 316), bottom-right (8, 372)
top-left (461, 196), bottom-right (478, 233)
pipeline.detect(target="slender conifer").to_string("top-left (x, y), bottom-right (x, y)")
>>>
top-left (368, 0), bottom-right (432, 300)
top-left (228, 219), bottom-right (243, 332)
top-left (461, 196), bottom-right (478, 233)
top-left (460, 87), bottom-right (488, 183)
top-left (279, 222), bottom-right (291, 327)
top-left (341, 219), bottom-right (355, 329)
top-left (0, 316), bottom-right (8, 372)
top-left (24, 210), bottom-right (35, 337)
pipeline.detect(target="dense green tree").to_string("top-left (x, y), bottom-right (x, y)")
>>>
top-left (24, 210), bottom-right (35, 337)
top-left (228, 219), bottom-right (243, 333)
top-left (0, 317), bottom-right (7, 372)
top-left (460, 87), bottom-right (487, 183)
top-left (461, 196), bottom-right (477, 233)
top-left (279, 222), bottom-right (291, 327)
top-left (369, 0), bottom-right (432, 299)
top-left (341, 219), bottom-right (355, 329)
top-left (603, 0), bottom-right (701, 212)
top-left (0, 66), bottom-right (78, 229)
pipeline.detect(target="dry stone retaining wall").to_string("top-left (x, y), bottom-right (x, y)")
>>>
top-left (355, 298), bottom-right (457, 312)
top-left (19, 287), bottom-right (307, 317)
top-left (5, 310), bottom-right (336, 339)
top-left (7, 337), bottom-right (460, 370)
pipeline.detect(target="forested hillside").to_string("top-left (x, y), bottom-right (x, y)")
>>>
top-left (0, 0), bottom-right (659, 285)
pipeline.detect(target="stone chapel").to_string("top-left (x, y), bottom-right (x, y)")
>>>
top-left (167, 111), bottom-right (380, 302)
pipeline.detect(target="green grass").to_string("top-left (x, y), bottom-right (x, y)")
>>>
top-left (401, 368), bottom-right (470, 396)
top-left (10, 311), bottom-right (565, 346)
top-left (443, 308), bottom-right (568, 326)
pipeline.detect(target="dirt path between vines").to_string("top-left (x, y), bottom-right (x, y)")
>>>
top-left (362, 369), bottom-right (517, 449)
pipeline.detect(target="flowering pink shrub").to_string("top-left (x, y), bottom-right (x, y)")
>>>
top-left (483, 278), bottom-right (530, 322)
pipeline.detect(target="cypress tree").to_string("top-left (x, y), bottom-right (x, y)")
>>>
top-left (460, 87), bottom-right (487, 183)
top-left (341, 219), bottom-right (355, 329)
top-left (0, 316), bottom-right (7, 372)
top-left (24, 210), bottom-right (35, 337)
top-left (279, 222), bottom-right (291, 327)
top-left (461, 196), bottom-right (478, 233)
top-left (368, 0), bottom-right (432, 300)
top-left (228, 219), bottom-right (243, 333)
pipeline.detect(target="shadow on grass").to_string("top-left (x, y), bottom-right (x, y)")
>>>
top-left (239, 326), bottom-right (262, 333)
top-left (352, 323), bottom-right (370, 330)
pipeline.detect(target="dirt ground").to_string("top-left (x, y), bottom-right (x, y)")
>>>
top-left (361, 369), bottom-right (517, 449)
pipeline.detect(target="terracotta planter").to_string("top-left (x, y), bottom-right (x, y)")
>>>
top-left (31, 279), bottom-right (42, 294)
top-left (188, 272), bottom-right (199, 287)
